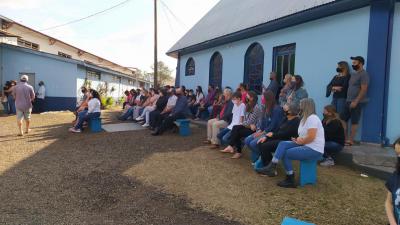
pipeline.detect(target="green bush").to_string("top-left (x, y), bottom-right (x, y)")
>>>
top-left (100, 96), bottom-right (115, 109)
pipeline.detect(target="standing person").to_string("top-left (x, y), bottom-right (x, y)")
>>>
top-left (262, 98), bottom-right (325, 188)
top-left (221, 91), bottom-right (262, 159)
top-left (265, 71), bottom-right (280, 98)
top-left (12, 75), bottom-right (35, 136)
top-left (35, 81), bottom-right (46, 113)
top-left (340, 56), bottom-right (369, 146)
top-left (326, 61), bottom-right (350, 115)
top-left (279, 74), bottom-right (294, 107)
top-left (320, 105), bottom-right (345, 167)
top-left (385, 138), bottom-right (400, 225)
top-left (204, 88), bottom-right (234, 149)
top-left (69, 89), bottom-right (101, 133)
top-left (286, 75), bottom-right (308, 108)
top-left (5, 80), bottom-right (17, 115)
top-left (1, 81), bottom-right (10, 114)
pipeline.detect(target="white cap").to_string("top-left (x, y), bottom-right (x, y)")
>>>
top-left (20, 75), bottom-right (28, 81)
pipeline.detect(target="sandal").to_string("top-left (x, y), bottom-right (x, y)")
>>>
top-left (220, 147), bottom-right (234, 153)
top-left (345, 141), bottom-right (353, 146)
top-left (231, 153), bottom-right (242, 159)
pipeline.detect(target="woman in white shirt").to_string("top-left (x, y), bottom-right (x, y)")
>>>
top-left (263, 98), bottom-right (325, 188)
top-left (69, 89), bottom-right (101, 133)
top-left (35, 81), bottom-right (46, 113)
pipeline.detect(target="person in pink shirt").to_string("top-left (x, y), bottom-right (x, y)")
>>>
top-left (12, 75), bottom-right (35, 136)
top-left (238, 83), bottom-right (248, 103)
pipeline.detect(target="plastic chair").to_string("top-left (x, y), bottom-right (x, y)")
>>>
top-left (281, 217), bottom-right (315, 225)
top-left (89, 117), bottom-right (102, 133)
top-left (299, 160), bottom-right (317, 187)
top-left (175, 119), bottom-right (191, 136)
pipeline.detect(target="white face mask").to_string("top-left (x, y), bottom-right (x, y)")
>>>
top-left (232, 99), bottom-right (239, 105)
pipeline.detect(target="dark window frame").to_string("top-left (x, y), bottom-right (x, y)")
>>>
top-left (244, 42), bottom-right (264, 94)
top-left (86, 70), bottom-right (101, 80)
top-left (185, 57), bottom-right (195, 76)
top-left (58, 51), bottom-right (72, 59)
top-left (272, 43), bottom-right (296, 85)
top-left (209, 52), bottom-right (223, 89)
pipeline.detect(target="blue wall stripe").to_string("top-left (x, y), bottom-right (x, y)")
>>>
top-left (41, 97), bottom-right (76, 112)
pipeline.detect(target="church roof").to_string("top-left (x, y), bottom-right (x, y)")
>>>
top-left (167, 0), bottom-right (343, 56)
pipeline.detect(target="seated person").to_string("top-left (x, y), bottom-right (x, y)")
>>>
top-left (149, 88), bottom-right (177, 130)
top-left (143, 88), bottom-right (168, 128)
top-left (255, 104), bottom-right (300, 173)
top-left (118, 89), bottom-right (147, 121)
top-left (210, 88), bottom-right (224, 119)
top-left (220, 91), bottom-right (262, 159)
top-left (151, 87), bottom-right (188, 136)
top-left (190, 86), bottom-right (204, 116)
top-left (262, 98), bottom-right (324, 188)
top-left (136, 88), bottom-right (160, 123)
top-left (217, 91), bottom-right (245, 146)
top-left (320, 105), bottom-right (345, 167)
top-left (73, 87), bottom-right (89, 123)
top-left (69, 89), bottom-right (101, 133)
top-left (204, 88), bottom-right (234, 149)
top-left (122, 90), bottom-right (131, 109)
top-left (245, 90), bottom-right (284, 163)
top-left (194, 85), bottom-right (216, 120)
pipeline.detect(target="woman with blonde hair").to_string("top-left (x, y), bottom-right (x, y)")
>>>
top-left (263, 98), bottom-right (325, 188)
top-left (320, 105), bottom-right (345, 167)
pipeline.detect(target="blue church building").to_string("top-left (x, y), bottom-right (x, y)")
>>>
top-left (167, 0), bottom-right (400, 145)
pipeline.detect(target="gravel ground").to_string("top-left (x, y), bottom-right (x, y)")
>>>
top-left (0, 110), bottom-right (243, 225)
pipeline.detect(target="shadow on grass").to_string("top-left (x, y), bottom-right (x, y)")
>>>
top-left (0, 116), bottom-right (243, 225)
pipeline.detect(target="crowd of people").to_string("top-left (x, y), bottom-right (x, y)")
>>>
top-left (116, 56), bottom-right (371, 188)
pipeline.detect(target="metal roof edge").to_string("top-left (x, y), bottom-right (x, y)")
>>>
top-left (166, 0), bottom-right (372, 57)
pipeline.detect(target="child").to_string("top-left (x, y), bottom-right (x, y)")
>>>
top-left (385, 138), bottom-right (400, 225)
top-left (217, 91), bottom-right (245, 146)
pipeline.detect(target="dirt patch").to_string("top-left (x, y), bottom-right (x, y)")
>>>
top-left (127, 147), bottom-right (387, 225)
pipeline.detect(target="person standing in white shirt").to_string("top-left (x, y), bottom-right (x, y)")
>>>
top-left (35, 81), bottom-right (46, 113)
top-left (263, 98), bottom-right (324, 188)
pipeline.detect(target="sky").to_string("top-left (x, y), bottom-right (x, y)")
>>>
top-left (0, 0), bottom-right (219, 75)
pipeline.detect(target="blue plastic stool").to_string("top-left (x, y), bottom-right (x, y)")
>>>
top-left (299, 160), bottom-right (317, 187)
top-left (281, 217), bottom-right (315, 225)
top-left (253, 157), bottom-right (264, 170)
top-left (89, 117), bottom-right (102, 133)
top-left (175, 119), bottom-right (191, 136)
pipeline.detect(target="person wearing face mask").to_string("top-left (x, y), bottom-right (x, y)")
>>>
top-left (220, 91), bottom-right (263, 159)
top-left (190, 86), bottom-right (204, 117)
top-left (73, 87), bottom-right (89, 124)
top-left (320, 105), bottom-right (345, 167)
top-left (149, 88), bottom-right (177, 130)
top-left (326, 61), bottom-right (350, 115)
top-left (340, 56), bottom-right (369, 146)
top-left (255, 103), bottom-right (300, 173)
top-left (69, 89), bottom-right (101, 133)
top-left (285, 75), bottom-right (308, 108)
top-left (264, 71), bottom-right (280, 98)
top-left (385, 138), bottom-right (400, 225)
top-left (151, 87), bottom-right (189, 136)
top-left (34, 81), bottom-right (46, 113)
top-left (279, 74), bottom-right (294, 107)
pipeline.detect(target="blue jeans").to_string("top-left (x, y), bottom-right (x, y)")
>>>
top-left (75, 111), bottom-right (101, 130)
top-left (273, 141), bottom-right (323, 174)
top-left (245, 134), bottom-right (262, 163)
top-left (2, 101), bottom-right (8, 114)
top-left (217, 128), bottom-right (231, 145)
top-left (332, 98), bottom-right (346, 115)
top-left (120, 107), bottom-right (134, 120)
top-left (324, 141), bottom-right (344, 159)
top-left (7, 95), bottom-right (15, 114)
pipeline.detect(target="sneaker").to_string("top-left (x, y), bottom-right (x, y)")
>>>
top-left (320, 158), bottom-right (335, 167)
top-left (142, 123), bottom-right (150, 127)
top-left (257, 162), bottom-right (278, 177)
top-left (277, 174), bottom-right (297, 188)
top-left (69, 128), bottom-right (81, 133)
top-left (135, 116), bottom-right (144, 121)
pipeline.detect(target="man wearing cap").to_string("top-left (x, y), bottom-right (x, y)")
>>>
top-left (12, 75), bottom-right (35, 136)
top-left (340, 56), bottom-right (369, 146)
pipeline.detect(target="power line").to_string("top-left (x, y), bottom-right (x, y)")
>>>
top-left (160, 1), bottom-right (176, 35)
top-left (159, 0), bottom-right (187, 30)
top-left (39, 0), bottom-right (132, 32)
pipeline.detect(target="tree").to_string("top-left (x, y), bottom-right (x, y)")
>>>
top-left (150, 61), bottom-right (174, 87)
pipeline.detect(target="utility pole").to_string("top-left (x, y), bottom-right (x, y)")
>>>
top-left (153, 0), bottom-right (158, 88)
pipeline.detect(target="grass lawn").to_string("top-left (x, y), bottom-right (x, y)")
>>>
top-left (0, 110), bottom-right (388, 225)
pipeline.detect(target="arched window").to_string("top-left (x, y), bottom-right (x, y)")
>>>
top-left (209, 52), bottom-right (223, 88)
top-left (244, 43), bottom-right (264, 94)
top-left (185, 57), bottom-right (195, 76)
